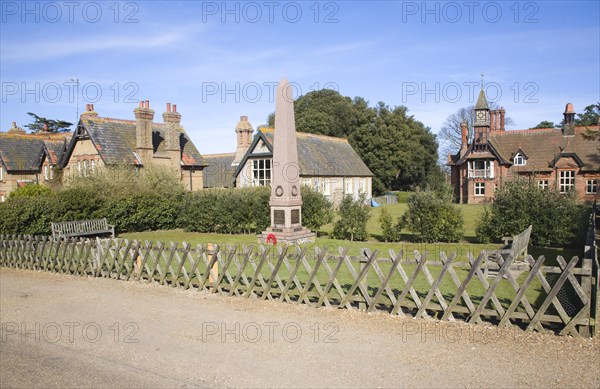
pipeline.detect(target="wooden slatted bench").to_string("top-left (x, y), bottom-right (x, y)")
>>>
top-left (484, 225), bottom-right (532, 278)
top-left (51, 218), bottom-right (115, 240)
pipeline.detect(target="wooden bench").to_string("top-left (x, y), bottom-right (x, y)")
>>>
top-left (484, 225), bottom-right (532, 278)
top-left (51, 218), bottom-right (115, 240)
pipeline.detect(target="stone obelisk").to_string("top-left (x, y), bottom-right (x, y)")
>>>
top-left (259, 78), bottom-right (315, 244)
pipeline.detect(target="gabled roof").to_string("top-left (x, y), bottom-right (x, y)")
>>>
top-left (202, 153), bottom-right (235, 188)
top-left (233, 128), bottom-right (373, 178)
top-left (0, 133), bottom-right (69, 172)
top-left (489, 126), bottom-right (599, 172)
top-left (44, 140), bottom-right (67, 165)
top-left (450, 126), bottom-right (599, 172)
top-left (64, 117), bottom-right (206, 168)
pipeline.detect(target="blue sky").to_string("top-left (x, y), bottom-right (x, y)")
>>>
top-left (1, 1), bottom-right (599, 155)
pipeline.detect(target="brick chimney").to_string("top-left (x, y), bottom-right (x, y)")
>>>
top-left (163, 102), bottom-right (182, 170)
top-left (563, 103), bottom-right (575, 136)
top-left (489, 108), bottom-right (505, 132)
top-left (80, 104), bottom-right (98, 120)
top-left (231, 115), bottom-right (254, 167)
top-left (134, 100), bottom-right (155, 163)
top-left (460, 121), bottom-right (468, 147)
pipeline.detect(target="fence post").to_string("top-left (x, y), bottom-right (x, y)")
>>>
top-left (359, 249), bottom-right (369, 311)
top-left (207, 243), bottom-right (219, 288)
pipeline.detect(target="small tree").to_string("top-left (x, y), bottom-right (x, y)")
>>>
top-left (379, 206), bottom-right (398, 242)
top-left (332, 194), bottom-right (371, 241)
top-left (475, 181), bottom-right (586, 247)
top-left (301, 186), bottom-right (334, 235)
top-left (401, 191), bottom-right (464, 243)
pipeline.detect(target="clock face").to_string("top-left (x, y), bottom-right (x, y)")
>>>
top-left (477, 111), bottom-right (485, 120)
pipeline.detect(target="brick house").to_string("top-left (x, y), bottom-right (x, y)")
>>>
top-left (61, 102), bottom-right (207, 190)
top-left (448, 89), bottom-right (600, 204)
top-left (203, 116), bottom-right (373, 205)
top-left (0, 122), bottom-right (68, 201)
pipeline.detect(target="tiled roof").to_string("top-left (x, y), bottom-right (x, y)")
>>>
top-left (44, 140), bottom-right (67, 165)
top-left (260, 128), bottom-right (373, 177)
top-left (202, 153), bottom-right (235, 188)
top-left (79, 117), bottom-right (206, 167)
top-left (489, 126), bottom-right (599, 172)
top-left (450, 126), bottom-right (599, 171)
top-left (0, 133), bottom-right (69, 172)
top-left (0, 135), bottom-right (44, 171)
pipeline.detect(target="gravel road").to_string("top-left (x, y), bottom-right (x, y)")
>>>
top-left (1, 268), bottom-right (598, 388)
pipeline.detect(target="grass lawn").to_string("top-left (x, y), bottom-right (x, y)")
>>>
top-left (120, 201), bottom-right (580, 259)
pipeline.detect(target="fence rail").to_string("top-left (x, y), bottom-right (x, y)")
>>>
top-left (1, 234), bottom-right (597, 338)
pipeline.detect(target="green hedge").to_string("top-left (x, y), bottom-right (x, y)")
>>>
top-left (0, 183), bottom-right (333, 237)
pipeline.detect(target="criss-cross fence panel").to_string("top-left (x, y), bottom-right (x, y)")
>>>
top-left (0, 234), bottom-right (597, 338)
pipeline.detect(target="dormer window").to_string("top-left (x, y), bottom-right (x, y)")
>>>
top-left (513, 152), bottom-right (526, 166)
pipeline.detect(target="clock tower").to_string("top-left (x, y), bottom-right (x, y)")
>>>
top-left (473, 87), bottom-right (490, 144)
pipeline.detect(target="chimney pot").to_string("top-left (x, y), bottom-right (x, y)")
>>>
top-left (167, 102), bottom-right (171, 112)
top-left (145, 100), bottom-right (149, 109)
top-left (90, 104), bottom-right (94, 111)
top-left (12, 121), bottom-right (16, 127)
top-left (241, 115), bottom-right (248, 122)
top-left (173, 105), bottom-right (177, 112)
top-left (139, 101), bottom-right (143, 108)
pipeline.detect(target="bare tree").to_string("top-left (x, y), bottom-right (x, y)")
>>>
top-left (439, 103), bottom-right (514, 158)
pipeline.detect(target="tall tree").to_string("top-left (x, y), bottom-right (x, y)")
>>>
top-left (438, 103), bottom-right (514, 158)
top-left (266, 90), bottom-right (438, 193)
top-left (532, 120), bottom-right (556, 129)
top-left (24, 112), bottom-right (72, 133)
top-left (575, 103), bottom-right (600, 126)
top-left (349, 103), bottom-right (439, 192)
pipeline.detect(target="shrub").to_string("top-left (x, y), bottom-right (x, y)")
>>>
top-left (475, 181), bottom-right (587, 247)
top-left (180, 187), bottom-right (271, 234)
top-left (301, 186), bottom-right (333, 234)
top-left (379, 206), bottom-right (399, 242)
top-left (97, 192), bottom-right (183, 233)
top-left (8, 184), bottom-right (52, 199)
top-left (332, 194), bottom-right (370, 241)
top-left (401, 191), bottom-right (463, 243)
top-left (0, 195), bottom-right (56, 235)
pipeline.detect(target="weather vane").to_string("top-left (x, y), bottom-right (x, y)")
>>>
top-left (480, 73), bottom-right (484, 88)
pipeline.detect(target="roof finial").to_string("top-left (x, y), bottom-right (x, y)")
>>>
top-left (480, 73), bottom-right (484, 89)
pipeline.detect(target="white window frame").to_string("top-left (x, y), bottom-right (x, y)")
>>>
top-left (358, 178), bottom-right (367, 194)
top-left (538, 180), bottom-right (549, 190)
top-left (345, 178), bottom-right (353, 195)
top-left (586, 179), bottom-right (598, 194)
top-left (0, 164), bottom-right (4, 181)
top-left (321, 179), bottom-right (331, 196)
top-left (474, 182), bottom-right (485, 196)
top-left (513, 153), bottom-right (526, 166)
top-left (468, 160), bottom-right (494, 179)
top-left (252, 158), bottom-right (271, 187)
top-left (559, 170), bottom-right (575, 193)
top-left (44, 165), bottom-right (54, 181)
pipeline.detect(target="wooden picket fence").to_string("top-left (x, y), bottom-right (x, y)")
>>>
top-left (1, 234), bottom-right (597, 337)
